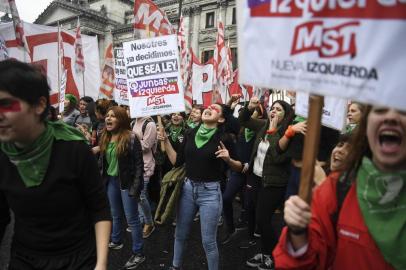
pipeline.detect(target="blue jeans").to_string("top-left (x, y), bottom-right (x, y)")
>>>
top-left (138, 176), bottom-right (153, 225)
top-left (107, 176), bottom-right (143, 254)
top-left (173, 179), bottom-right (222, 270)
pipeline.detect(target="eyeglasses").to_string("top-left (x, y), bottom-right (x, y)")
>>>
top-left (208, 104), bottom-right (220, 114)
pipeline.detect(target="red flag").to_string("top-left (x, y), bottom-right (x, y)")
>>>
top-left (213, 21), bottom-right (225, 83)
top-left (133, 0), bottom-right (175, 37)
top-left (178, 16), bottom-right (193, 113)
top-left (99, 43), bottom-right (115, 99)
top-left (74, 17), bottom-right (85, 73)
top-left (7, 0), bottom-right (30, 60)
top-left (229, 69), bottom-right (253, 102)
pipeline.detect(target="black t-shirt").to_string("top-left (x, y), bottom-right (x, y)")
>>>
top-left (0, 140), bottom-right (111, 256)
top-left (175, 127), bottom-right (237, 182)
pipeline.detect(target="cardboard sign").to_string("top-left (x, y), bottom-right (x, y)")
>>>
top-left (123, 35), bottom-right (184, 118)
top-left (237, 1), bottom-right (406, 111)
top-left (295, 91), bottom-right (347, 131)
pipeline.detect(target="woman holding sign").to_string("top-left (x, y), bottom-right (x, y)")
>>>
top-left (158, 103), bottom-right (242, 270)
top-left (274, 106), bottom-right (406, 270)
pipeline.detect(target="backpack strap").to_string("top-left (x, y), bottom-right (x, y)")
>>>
top-left (142, 119), bottom-right (152, 137)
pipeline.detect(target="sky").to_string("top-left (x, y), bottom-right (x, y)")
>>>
top-left (14, 0), bottom-right (53, 23)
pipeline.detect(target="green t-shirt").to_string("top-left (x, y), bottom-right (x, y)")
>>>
top-left (106, 142), bottom-right (119, 176)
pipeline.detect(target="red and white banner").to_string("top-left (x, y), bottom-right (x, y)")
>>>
top-left (7, 0), bottom-right (30, 60)
top-left (191, 51), bottom-right (214, 107)
top-left (0, 22), bottom-right (101, 104)
top-left (238, 1), bottom-right (406, 111)
top-left (133, 0), bottom-right (175, 38)
top-left (229, 69), bottom-right (253, 102)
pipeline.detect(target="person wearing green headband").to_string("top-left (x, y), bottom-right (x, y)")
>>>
top-left (0, 59), bottom-right (111, 270)
top-left (275, 106), bottom-right (406, 270)
top-left (63, 93), bottom-right (80, 126)
top-left (158, 103), bottom-right (243, 270)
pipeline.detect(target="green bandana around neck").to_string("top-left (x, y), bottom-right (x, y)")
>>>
top-left (244, 128), bottom-right (255, 142)
top-left (356, 157), bottom-right (406, 270)
top-left (0, 121), bottom-right (87, 188)
top-left (187, 120), bottom-right (197, 129)
top-left (169, 125), bottom-right (183, 142)
top-left (195, 124), bottom-right (217, 149)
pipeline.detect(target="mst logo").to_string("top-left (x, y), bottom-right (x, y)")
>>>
top-left (147, 95), bottom-right (165, 106)
top-left (291, 21), bottom-right (359, 58)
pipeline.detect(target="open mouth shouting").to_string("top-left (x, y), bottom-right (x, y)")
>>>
top-left (378, 129), bottom-right (402, 155)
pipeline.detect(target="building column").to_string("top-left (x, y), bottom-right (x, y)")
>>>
top-left (182, 7), bottom-right (192, 49)
top-left (191, 6), bottom-right (201, 57)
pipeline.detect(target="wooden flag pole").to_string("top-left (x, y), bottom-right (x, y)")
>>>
top-left (298, 95), bottom-right (324, 203)
top-left (157, 116), bottom-right (166, 152)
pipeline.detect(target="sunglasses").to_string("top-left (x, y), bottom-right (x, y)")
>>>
top-left (0, 98), bottom-right (22, 113)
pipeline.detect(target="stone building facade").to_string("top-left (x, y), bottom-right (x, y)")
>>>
top-left (34, 0), bottom-right (238, 68)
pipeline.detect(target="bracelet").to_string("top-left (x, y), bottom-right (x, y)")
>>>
top-left (266, 128), bottom-right (277, 135)
top-left (288, 227), bottom-right (307, 235)
top-left (284, 125), bottom-right (296, 139)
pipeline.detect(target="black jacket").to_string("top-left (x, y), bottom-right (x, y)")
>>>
top-left (100, 133), bottom-right (144, 197)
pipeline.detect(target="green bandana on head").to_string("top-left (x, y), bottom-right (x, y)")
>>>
top-left (195, 124), bottom-right (217, 149)
top-left (357, 157), bottom-right (406, 270)
top-left (244, 128), bottom-right (255, 142)
top-left (169, 125), bottom-right (183, 142)
top-left (0, 121), bottom-right (87, 188)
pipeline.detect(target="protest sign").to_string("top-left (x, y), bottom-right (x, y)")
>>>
top-left (123, 35), bottom-right (184, 118)
top-left (237, 1), bottom-right (406, 111)
top-left (113, 47), bottom-right (129, 106)
top-left (295, 91), bottom-right (347, 131)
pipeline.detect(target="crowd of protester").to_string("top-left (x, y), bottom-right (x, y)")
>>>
top-left (1, 59), bottom-right (405, 270)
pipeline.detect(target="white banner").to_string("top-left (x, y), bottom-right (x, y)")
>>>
top-left (295, 91), bottom-right (347, 131)
top-left (237, 1), bottom-right (406, 111)
top-left (113, 47), bottom-right (129, 106)
top-left (192, 61), bottom-right (214, 106)
top-left (123, 35), bottom-right (184, 118)
top-left (0, 0), bottom-right (10, 13)
top-left (0, 22), bottom-right (101, 104)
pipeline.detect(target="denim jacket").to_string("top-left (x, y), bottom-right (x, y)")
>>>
top-left (99, 133), bottom-right (144, 197)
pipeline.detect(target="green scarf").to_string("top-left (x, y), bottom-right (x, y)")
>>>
top-left (244, 128), bottom-right (255, 142)
top-left (187, 120), bottom-right (197, 129)
top-left (195, 124), bottom-right (217, 149)
top-left (0, 121), bottom-right (87, 188)
top-left (169, 125), bottom-right (183, 142)
top-left (357, 157), bottom-right (406, 270)
top-left (345, 123), bottom-right (357, 134)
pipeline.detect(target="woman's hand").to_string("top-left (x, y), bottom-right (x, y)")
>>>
top-left (248, 96), bottom-right (260, 111)
top-left (269, 114), bottom-right (279, 130)
top-left (156, 126), bottom-right (168, 142)
top-left (284, 195), bottom-right (311, 232)
top-left (292, 121), bottom-right (307, 135)
top-left (215, 141), bottom-right (231, 163)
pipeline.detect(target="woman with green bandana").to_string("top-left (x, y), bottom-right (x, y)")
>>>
top-left (158, 103), bottom-right (243, 270)
top-left (0, 60), bottom-right (111, 270)
top-left (186, 104), bottom-right (203, 129)
top-left (161, 112), bottom-right (187, 175)
top-left (274, 106), bottom-right (406, 270)
top-left (62, 93), bottom-right (80, 126)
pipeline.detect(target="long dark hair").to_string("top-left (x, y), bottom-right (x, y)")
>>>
top-left (268, 100), bottom-right (294, 137)
top-left (344, 105), bottom-right (372, 177)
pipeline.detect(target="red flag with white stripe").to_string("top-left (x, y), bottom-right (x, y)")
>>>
top-left (74, 17), bottom-right (85, 73)
top-left (178, 16), bottom-right (193, 113)
top-left (133, 0), bottom-right (175, 37)
top-left (7, 0), bottom-right (30, 61)
top-left (99, 43), bottom-right (115, 99)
